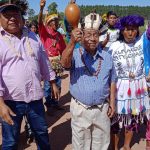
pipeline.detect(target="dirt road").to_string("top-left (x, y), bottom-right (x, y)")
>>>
top-left (0, 71), bottom-right (147, 150)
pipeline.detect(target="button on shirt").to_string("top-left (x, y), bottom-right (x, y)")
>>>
top-left (70, 45), bottom-right (117, 106)
top-left (0, 27), bottom-right (55, 102)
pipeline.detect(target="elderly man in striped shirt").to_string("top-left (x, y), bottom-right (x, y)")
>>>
top-left (61, 13), bottom-right (117, 150)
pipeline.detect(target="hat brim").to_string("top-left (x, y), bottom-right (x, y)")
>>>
top-left (0, 4), bottom-right (20, 13)
top-left (46, 16), bottom-right (58, 24)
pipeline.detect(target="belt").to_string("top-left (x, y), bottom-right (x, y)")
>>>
top-left (72, 97), bottom-right (109, 109)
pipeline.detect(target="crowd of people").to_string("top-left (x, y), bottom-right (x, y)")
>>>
top-left (0, 0), bottom-right (150, 150)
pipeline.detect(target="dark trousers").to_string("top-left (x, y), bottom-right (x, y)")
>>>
top-left (2, 100), bottom-right (50, 150)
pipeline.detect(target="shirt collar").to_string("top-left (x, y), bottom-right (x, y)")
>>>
top-left (0, 27), bottom-right (13, 37)
top-left (0, 26), bottom-right (29, 38)
top-left (82, 44), bottom-right (103, 60)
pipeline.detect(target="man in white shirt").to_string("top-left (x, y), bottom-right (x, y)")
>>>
top-left (99, 11), bottom-right (119, 51)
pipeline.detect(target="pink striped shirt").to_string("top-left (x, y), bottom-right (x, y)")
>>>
top-left (0, 27), bottom-right (55, 102)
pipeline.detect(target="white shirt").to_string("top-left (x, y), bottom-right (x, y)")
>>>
top-left (99, 28), bottom-right (120, 51)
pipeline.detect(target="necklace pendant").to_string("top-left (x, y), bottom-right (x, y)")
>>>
top-left (53, 40), bottom-right (56, 47)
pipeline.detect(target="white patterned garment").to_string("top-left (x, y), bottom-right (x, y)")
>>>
top-left (99, 28), bottom-right (120, 51)
top-left (109, 35), bottom-right (150, 116)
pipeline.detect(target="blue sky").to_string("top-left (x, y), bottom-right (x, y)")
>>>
top-left (28, 0), bottom-right (150, 14)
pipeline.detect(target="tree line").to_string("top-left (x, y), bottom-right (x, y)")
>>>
top-left (80, 5), bottom-right (150, 19)
top-left (28, 3), bottom-right (150, 21)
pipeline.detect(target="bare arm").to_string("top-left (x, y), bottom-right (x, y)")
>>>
top-left (61, 41), bottom-right (75, 69)
top-left (0, 60), bottom-right (16, 125)
top-left (107, 82), bottom-right (116, 118)
top-left (110, 82), bottom-right (116, 106)
top-left (100, 33), bottom-right (110, 49)
top-left (38, 0), bottom-right (46, 24)
top-left (61, 28), bottom-right (82, 68)
top-left (107, 62), bottom-right (117, 118)
top-left (0, 97), bottom-right (16, 125)
top-left (49, 80), bottom-right (60, 100)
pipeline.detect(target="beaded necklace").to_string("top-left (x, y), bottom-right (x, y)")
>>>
top-left (123, 42), bottom-right (136, 79)
top-left (123, 42), bottom-right (145, 99)
top-left (47, 32), bottom-right (60, 48)
top-left (79, 47), bottom-right (102, 78)
top-left (0, 28), bottom-right (34, 58)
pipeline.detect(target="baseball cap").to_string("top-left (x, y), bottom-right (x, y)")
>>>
top-left (0, 3), bottom-right (20, 13)
top-left (45, 14), bottom-right (59, 25)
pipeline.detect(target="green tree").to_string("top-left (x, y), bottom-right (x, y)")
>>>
top-left (32, 15), bottom-right (38, 22)
top-left (58, 12), bottom-right (64, 20)
top-left (27, 8), bottom-right (35, 20)
top-left (47, 2), bottom-right (58, 14)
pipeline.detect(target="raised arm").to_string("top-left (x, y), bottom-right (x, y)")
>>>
top-left (100, 32), bottom-right (110, 49)
top-left (61, 28), bottom-right (82, 68)
top-left (107, 62), bottom-right (117, 118)
top-left (38, 0), bottom-right (46, 24)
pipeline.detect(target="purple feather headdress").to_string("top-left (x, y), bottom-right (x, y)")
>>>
top-left (115, 15), bottom-right (144, 30)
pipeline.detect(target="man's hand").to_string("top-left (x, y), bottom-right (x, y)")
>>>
top-left (40, 0), bottom-right (46, 10)
top-left (0, 103), bottom-right (16, 125)
top-left (50, 81), bottom-right (60, 100)
top-left (107, 102), bottom-right (115, 118)
top-left (70, 28), bottom-right (83, 44)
